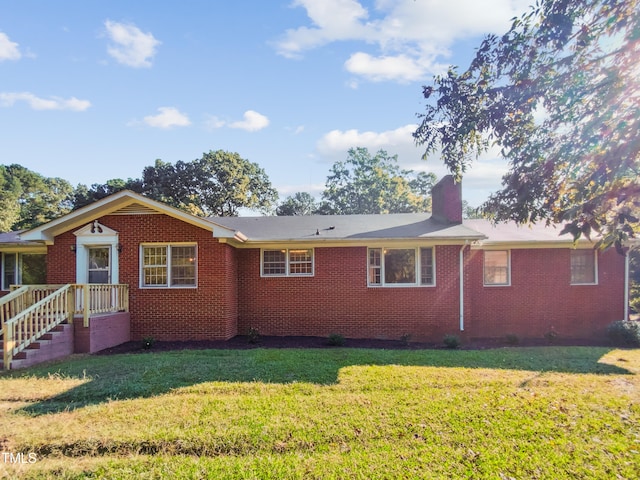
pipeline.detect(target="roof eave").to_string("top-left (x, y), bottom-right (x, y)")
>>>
top-left (19, 190), bottom-right (238, 242)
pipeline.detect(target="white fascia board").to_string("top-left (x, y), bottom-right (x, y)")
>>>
top-left (471, 239), bottom-right (596, 249)
top-left (0, 244), bottom-right (48, 254)
top-left (220, 237), bottom-right (482, 249)
top-left (20, 190), bottom-right (238, 242)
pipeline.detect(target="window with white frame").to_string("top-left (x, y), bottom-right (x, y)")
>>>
top-left (570, 249), bottom-right (597, 284)
top-left (483, 250), bottom-right (510, 286)
top-left (368, 247), bottom-right (434, 287)
top-left (141, 244), bottom-right (196, 287)
top-left (1, 253), bottom-right (46, 290)
top-left (262, 248), bottom-right (313, 276)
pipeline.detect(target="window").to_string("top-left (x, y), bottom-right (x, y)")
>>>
top-left (483, 250), bottom-right (510, 286)
top-left (1, 253), bottom-right (46, 290)
top-left (368, 247), bottom-right (434, 287)
top-left (141, 244), bottom-right (196, 288)
top-left (261, 249), bottom-right (313, 276)
top-left (570, 249), bottom-right (597, 284)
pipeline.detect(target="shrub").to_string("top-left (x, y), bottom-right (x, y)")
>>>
top-left (327, 333), bottom-right (346, 347)
top-left (247, 327), bottom-right (260, 344)
top-left (544, 330), bottom-right (558, 344)
top-left (142, 336), bottom-right (155, 350)
top-left (606, 320), bottom-right (640, 347)
top-left (505, 334), bottom-right (520, 345)
top-left (443, 334), bottom-right (460, 349)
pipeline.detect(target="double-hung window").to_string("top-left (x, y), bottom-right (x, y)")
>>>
top-left (570, 249), bottom-right (597, 285)
top-left (141, 244), bottom-right (197, 288)
top-left (261, 248), bottom-right (313, 277)
top-left (368, 247), bottom-right (434, 287)
top-left (483, 250), bottom-right (510, 286)
top-left (1, 253), bottom-right (46, 290)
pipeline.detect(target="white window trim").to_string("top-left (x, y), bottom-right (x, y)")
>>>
top-left (139, 243), bottom-right (198, 289)
top-left (260, 248), bottom-right (314, 277)
top-left (367, 246), bottom-right (436, 288)
top-left (570, 249), bottom-right (598, 286)
top-left (483, 249), bottom-right (511, 287)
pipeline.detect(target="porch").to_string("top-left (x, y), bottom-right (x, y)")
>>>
top-left (1, 284), bottom-right (130, 369)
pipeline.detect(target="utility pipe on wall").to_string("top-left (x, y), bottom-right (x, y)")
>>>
top-left (459, 243), bottom-right (467, 331)
top-left (624, 249), bottom-right (630, 321)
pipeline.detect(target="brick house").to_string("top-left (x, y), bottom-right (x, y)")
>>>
top-left (0, 176), bottom-right (630, 354)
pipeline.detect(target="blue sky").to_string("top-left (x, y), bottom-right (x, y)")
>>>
top-left (0, 0), bottom-right (533, 210)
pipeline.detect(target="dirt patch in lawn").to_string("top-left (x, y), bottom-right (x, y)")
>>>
top-left (96, 335), bottom-right (611, 355)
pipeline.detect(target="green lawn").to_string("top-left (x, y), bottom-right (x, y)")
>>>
top-left (0, 346), bottom-right (638, 479)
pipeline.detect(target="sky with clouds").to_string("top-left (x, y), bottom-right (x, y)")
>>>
top-left (0, 0), bottom-right (533, 211)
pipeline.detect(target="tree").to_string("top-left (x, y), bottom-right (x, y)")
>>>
top-left (276, 192), bottom-right (319, 216)
top-left (73, 178), bottom-right (143, 210)
top-left (0, 165), bottom-right (22, 231)
top-left (320, 147), bottom-right (436, 215)
top-left (462, 200), bottom-right (482, 220)
top-left (141, 151), bottom-right (278, 216)
top-left (0, 164), bottom-right (74, 231)
top-left (414, 0), bottom-right (639, 252)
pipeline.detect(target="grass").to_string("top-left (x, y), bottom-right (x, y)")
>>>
top-left (0, 346), bottom-right (638, 479)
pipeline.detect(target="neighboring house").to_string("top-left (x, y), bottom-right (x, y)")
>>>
top-left (0, 176), bottom-right (630, 347)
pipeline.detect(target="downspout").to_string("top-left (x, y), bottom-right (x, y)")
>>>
top-left (624, 248), bottom-right (630, 321)
top-left (459, 242), bottom-right (468, 331)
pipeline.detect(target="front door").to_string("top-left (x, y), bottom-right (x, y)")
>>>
top-left (88, 247), bottom-right (110, 284)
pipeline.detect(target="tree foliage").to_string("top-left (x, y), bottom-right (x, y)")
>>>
top-left (276, 192), bottom-right (319, 216)
top-left (139, 151), bottom-right (278, 217)
top-left (0, 164), bottom-right (74, 230)
top-left (414, 0), bottom-right (639, 252)
top-left (72, 150), bottom-right (278, 217)
top-left (73, 178), bottom-right (143, 210)
top-left (319, 147), bottom-right (436, 215)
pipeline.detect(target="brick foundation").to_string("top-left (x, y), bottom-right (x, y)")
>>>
top-left (74, 312), bottom-right (131, 353)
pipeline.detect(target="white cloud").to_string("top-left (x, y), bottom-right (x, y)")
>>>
top-left (344, 52), bottom-right (426, 83)
top-left (0, 92), bottom-right (91, 111)
top-left (315, 123), bottom-right (509, 206)
top-left (142, 107), bottom-right (191, 129)
top-left (276, 0), bottom-right (532, 82)
top-left (317, 124), bottom-right (418, 159)
top-left (204, 114), bottom-right (226, 130)
top-left (104, 20), bottom-right (160, 68)
top-left (229, 110), bottom-right (270, 132)
top-left (0, 32), bottom-right (21, 61)
top-left (276, 0), bottom-right (372, 58)
top-left (205, 110), bottom-right (270, 132)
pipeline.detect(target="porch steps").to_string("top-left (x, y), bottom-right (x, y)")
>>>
top-left (8, 323), bottom-right (74, 370)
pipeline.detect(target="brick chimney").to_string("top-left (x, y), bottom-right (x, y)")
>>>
top-left (431, 175), bottom-right (462, 224)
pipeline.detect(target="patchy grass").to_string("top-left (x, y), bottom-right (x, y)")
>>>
top-left (0, 347), bottom-right (638, 479)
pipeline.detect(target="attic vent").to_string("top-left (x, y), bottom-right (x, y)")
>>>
top-left (110, 203), bottom-right (161, 215)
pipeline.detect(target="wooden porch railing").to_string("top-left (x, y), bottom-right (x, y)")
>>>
top-left (2, 284), bottom-right (129, 369)
top-left (3, 284), bottom-right (73, 369)
top-left (72, 284), bottom-right (129, 327)
top-left (2, 285), bottom-right (63, 327)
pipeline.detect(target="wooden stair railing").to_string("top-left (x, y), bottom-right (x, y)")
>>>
top-left (3, 284), bottom-right (74, 370)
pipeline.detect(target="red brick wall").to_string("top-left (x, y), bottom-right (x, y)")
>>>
top-left (48, 214), bottom-right (238, 341)
top-left (465, 248), bottom-right (625, 340)
top-left (44, 214), bottom-right (626, 343)
top-left (237, 245), bottom-right (462, 341)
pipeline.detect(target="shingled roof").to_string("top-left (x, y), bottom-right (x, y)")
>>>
top-left (213, 213), bottom-right (485, 242)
